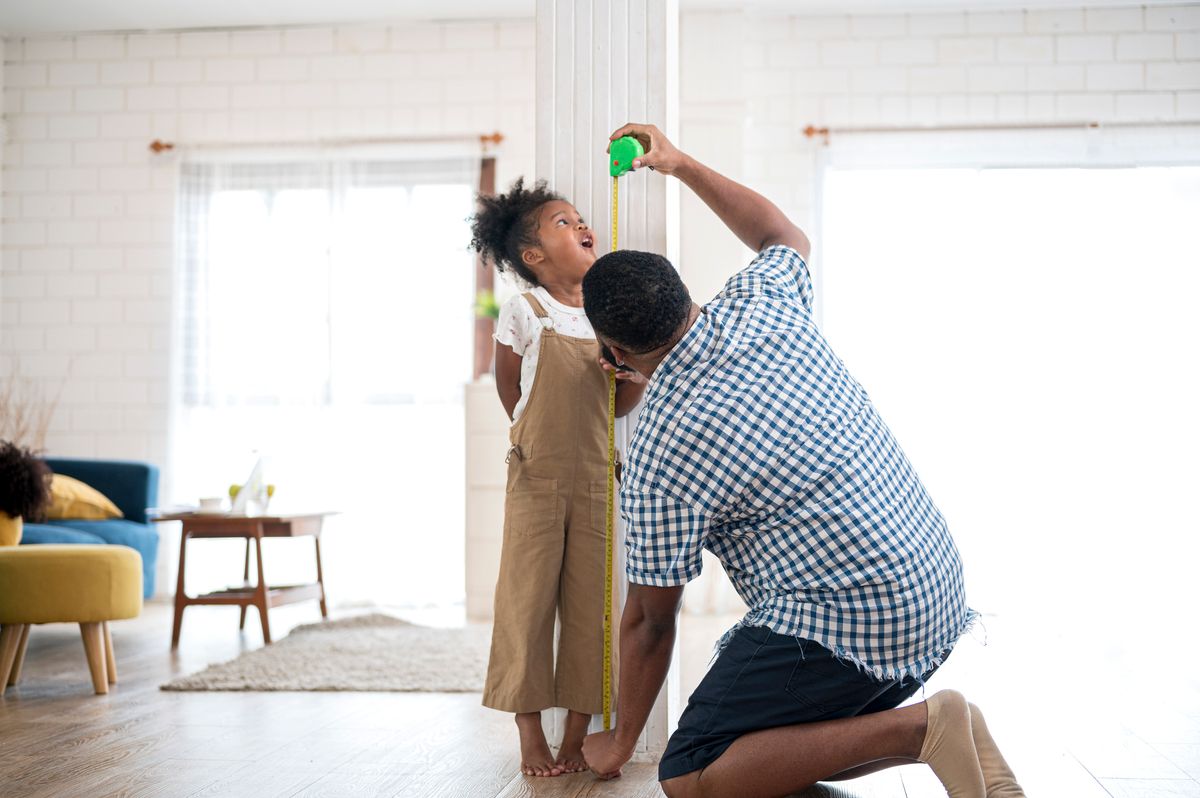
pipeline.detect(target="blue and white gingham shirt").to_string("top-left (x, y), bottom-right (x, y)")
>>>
top-left (622, 245), bottom-right (974, 681)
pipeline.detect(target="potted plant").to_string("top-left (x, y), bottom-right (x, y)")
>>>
top-left (475, 289), bottom-right (500, 321)
top-left (474, 290), bottom-right (502, 379)
top-left (0, 441), bottom-right (51, 546)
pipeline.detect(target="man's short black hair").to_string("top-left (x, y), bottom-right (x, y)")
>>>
top-left (583, 250), bottom-right (691, 353)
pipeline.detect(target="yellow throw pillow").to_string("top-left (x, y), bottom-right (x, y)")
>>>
top-left (0, 512), bottom-right (21, 546)
top-left (45, 474), bottom-right (124, 520)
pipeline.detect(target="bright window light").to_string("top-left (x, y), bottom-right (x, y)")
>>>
top-left (820, 166), bottom-right (1200, 635)
top-left (172, 159), bottom-right (477, 609)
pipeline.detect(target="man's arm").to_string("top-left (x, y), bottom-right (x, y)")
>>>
top-left (614, 377), bottom-right (648, 418)
top-left (582, 582), bottom-right (684, 777)
top-left (609, 123), bottom-right (810, 260)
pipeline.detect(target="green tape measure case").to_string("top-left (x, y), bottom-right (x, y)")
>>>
top-left (610, 136), bottom-right (645, 177)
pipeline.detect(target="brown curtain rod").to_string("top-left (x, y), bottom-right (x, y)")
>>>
top-left (149, 131), bottom-right (503, 154)
top-left (803, 120), bottom-right (1198, 144)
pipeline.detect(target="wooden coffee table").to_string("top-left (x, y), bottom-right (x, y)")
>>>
top-left (153, 512), bottom-right (335, 648)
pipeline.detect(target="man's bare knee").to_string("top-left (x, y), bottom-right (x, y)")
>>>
top-left (661, 771), bottom-right (702, 798)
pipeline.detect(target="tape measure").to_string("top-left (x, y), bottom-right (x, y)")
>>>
top-left (602, 173), bottom-right (619, 733)
top-left (604, 361), bottom-right (616, 732)
top-left (604, 135), bottom-right (643, 733)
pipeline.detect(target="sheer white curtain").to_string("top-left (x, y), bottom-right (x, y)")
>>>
top-left (170, 148), bottom-right (480, 609)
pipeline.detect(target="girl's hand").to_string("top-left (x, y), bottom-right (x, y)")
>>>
top-left (598, 356), bottom-right (647, 384)
top-left (607, 123), bottom-right (686, 175)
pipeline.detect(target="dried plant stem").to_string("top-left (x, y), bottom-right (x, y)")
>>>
top-left (0, 370), bottom-right (63, 452)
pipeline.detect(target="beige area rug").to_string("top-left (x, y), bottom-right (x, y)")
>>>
top-left (161, 613), bottom-right (490, 693)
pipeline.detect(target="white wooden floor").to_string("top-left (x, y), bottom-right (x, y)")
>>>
top-left (1, 601), bottom-right (1198, 797)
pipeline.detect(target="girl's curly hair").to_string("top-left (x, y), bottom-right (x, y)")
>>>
top-left (0, 440), bottom-right (51, 522)
top-left (469, 177), bottom-right (563, 287)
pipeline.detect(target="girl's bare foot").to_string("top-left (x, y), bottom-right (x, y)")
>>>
top-left (555, 709), bottom-right (592, 774)
top-left (555, 745), bottom-right (588, 774)
top-left (516, 712), bottom-right (563, 777)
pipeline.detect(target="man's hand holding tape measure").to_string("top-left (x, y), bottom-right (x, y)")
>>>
top-left (607, 123), bottom-right (686, 175)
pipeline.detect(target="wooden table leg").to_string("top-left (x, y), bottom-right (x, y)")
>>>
top-left (0, 624), bottom-right (24, 689)
top-left (315, 537), bottom-right (329, 619)
top-left (8, 624), bottom-right (31, 687)
top-left (238, 537), bottom-right (251, 631)
top-left (171, 529), bottom-right (189, 649)
top-left (103, 621), bottom-right (117, 684)
top-left (79, 622), bottom-right (108, 695)
top-left (253, 529), bottom-right (271, 644)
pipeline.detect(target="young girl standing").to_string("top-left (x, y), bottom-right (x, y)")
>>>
top-left (470, 178), bottom-right (646, 777)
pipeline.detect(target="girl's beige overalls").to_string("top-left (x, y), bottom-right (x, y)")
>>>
top-left (482, 293), bottom-right (609, 715)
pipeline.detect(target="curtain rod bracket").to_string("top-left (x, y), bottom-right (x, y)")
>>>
top-left (480, 132), bottom-right (504, 153)
top-left (803, 125), bottom-right (830, 146)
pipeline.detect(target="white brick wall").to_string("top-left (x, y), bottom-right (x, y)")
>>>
top-left (679, 4), bottom-right (1200, 301)
top-left (3, 7), bottom-right (1198, 465)
top-left (2, 21), bottom-right (535, 464)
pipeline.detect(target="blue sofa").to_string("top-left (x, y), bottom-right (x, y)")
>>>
top-left (21, 458), bottom-right (160, 599)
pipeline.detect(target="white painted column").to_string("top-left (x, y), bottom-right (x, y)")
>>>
top-left (536, 0), bottom-right (680, 759)
top-left (537, 0), bottom-right (679, 269)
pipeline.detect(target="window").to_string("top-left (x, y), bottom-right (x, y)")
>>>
top-left (172, 152), bottom-right (480, 608)
top-left (178, 158), bottom-right (477, 407)
top-left (820, 164), bottom-right (1200, 634)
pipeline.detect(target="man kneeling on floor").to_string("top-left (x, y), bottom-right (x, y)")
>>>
top-left (579, 122), bottom-right (1025, 798)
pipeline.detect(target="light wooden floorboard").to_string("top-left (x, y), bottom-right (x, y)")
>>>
top-left (1099, 779), bottom-right (1200, 798)
top-left (2, 603), bottom-right (1199, 796)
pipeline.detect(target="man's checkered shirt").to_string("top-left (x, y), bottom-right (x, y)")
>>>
top-left (622, 245), bottom-right (974, 680)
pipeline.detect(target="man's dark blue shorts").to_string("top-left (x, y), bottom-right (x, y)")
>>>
top-left (659, 625), bottom-right (945, 782)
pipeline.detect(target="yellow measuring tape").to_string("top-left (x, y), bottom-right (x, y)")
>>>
top-left (602, 175), bottom-right (618, 731)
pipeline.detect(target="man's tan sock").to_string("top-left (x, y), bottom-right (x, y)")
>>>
top-left (969, 702), bottom-right (1026, 798)
top-left (918, 689), bottom-right (986, 798)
